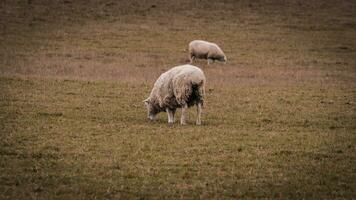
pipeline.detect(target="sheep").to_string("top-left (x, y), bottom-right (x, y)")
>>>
top-left (143, 64), bottom-right (206, 125)
top-left (189, 40), bottom-right (227, 65)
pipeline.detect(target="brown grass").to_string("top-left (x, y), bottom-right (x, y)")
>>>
top-left (0, 0), bottom-right (356, 199)
top-left (1, 0), bottom-right (355, 86)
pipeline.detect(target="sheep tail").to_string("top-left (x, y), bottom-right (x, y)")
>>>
top-left (192, 80), bottom-right (205, 107)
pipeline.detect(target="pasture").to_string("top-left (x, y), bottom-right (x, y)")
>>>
top-left (1, 0), bottom-right (355, 199)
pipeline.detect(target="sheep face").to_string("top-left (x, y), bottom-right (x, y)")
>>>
top-left (143, 99), bottom-right (159, 120)
top-left (217, 55), bottom-right (227, 63)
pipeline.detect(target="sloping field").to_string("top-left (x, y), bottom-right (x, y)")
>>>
top-left (1, 0), bottom-right (355, 199)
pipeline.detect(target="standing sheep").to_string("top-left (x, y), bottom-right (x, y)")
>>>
top-left (143, 64), bottom-right (206, 125)
top-left (189, 40), bottom-right (227, 65)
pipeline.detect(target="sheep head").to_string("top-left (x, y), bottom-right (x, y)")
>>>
top-left (143, 98), bottom-right (158, 120)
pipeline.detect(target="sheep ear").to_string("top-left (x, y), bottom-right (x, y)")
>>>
top-left (143, 98), bottom-right (150, 106)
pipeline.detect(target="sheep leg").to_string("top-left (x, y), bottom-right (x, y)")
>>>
top-left (180, 104), bottom-right (188, 125)
top-left (172, 109), bottom-right (176, 122)
top-left (166, 108), bottom-right (174, 124)
top-left (207, 58), bottom-right (213, 65)
top-left (190, 55), bottom-right (195, 63)
top-left (196, 102), bottom-right (202, 125)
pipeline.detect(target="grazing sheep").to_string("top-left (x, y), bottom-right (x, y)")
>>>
top-left (189, 40), bottom-right (227, 65)
top-left (143, 64), bottom-right (206, 125)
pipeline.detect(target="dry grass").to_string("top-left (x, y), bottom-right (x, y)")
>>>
top-left (0, 0), bottom-right (356, 199)
top-left (1, 0), bottom-right (355, 85)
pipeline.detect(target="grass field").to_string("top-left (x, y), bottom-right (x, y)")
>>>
top-left (1, 0), bottom-right (356, 199)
